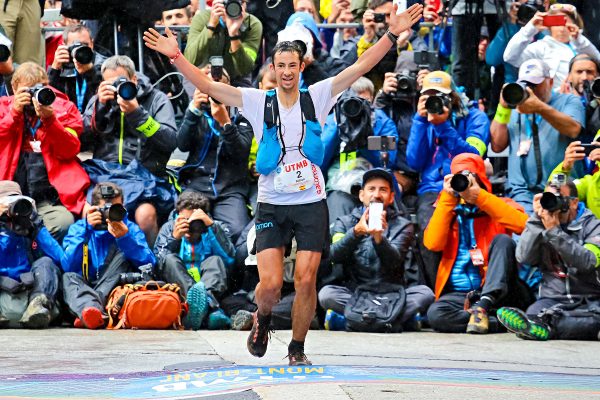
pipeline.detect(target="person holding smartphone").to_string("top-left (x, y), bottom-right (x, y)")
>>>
top-left (504, 3), bottom-right (600, 90)
top-left (319, 168), bottom-right (434, 331)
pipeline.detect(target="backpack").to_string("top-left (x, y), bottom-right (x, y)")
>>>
top-left (344, 281), bottom-right (407, 333)
top-left (106, 281), bottom-right (184, 329)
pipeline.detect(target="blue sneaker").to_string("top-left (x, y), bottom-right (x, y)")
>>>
top-left (324, 309), bottom-right (346, 331)
top-left (185, 282), bottom-right (208, 330)
top-left (207, 309), bottom-right (231, 330)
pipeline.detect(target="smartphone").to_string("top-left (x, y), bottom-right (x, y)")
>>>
top-left (368, 202), bottom-right (384, 231)
top-left (543, 15), bottom-right (567, 27)
top-left (367, 136), bottom-right (397, 151)
top-left (580, 143), bottom-right (600, 156)
top-left (393, 0), bottom-right (408, 13)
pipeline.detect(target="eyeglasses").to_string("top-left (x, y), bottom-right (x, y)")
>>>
top-left (550, 3), bottom-right (578, 18)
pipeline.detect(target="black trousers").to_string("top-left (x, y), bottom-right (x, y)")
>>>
top-left (527, 298), bottom-right (600, 341)
top-left (427, 234), bottom-right (534, 333)
top-left (417, 191), bottom-right (442, 290)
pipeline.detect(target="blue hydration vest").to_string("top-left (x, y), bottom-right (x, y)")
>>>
top-left (255, 89), bottom-right (324, 175)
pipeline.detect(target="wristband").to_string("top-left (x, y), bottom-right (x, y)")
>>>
top-left (206, 25), bottom-right (217, 32)
top-left (385, 29), bottom-right (399, 44)
top-left (169, 49), bottom-right (182, 64)
top-left (494, 103), bottom-right (512, 124)
top-left (188, 103), bottom-right (202, 116)
top-left (229, 35), bottom-right (241, 41)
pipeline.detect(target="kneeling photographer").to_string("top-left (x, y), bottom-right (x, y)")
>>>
top-left (61, 182), bottom-right (156, 330)
top-left (407, 70), bottom-right (489, 288)
top-left (154, 190), bottom-right (235, 330)
top-left (0, 181), bottom-right (63, 329)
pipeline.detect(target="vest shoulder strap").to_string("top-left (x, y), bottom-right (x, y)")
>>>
top-left (299, 89), bottom-right (317, 122)
top-left (263, 89), bottom-right (277, 129)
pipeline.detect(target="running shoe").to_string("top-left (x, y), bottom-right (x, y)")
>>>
top-left (185, 281), bottom-right (208, 330)
top-left (324, 309), bottom-right (346, 331)
top-left (247, 312), bottom-right (271, 357)
top-left (497, 307), bottom-right (550, 341)
top-left (288, 351), bottom-right (312, 366)
top-left (466, 306), bottom-right (489, 334)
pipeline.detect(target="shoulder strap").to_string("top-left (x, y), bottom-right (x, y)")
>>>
top-left (299, 89), bottom-right (317, 122)
top-left (263, 89), bottom-right (278, 129)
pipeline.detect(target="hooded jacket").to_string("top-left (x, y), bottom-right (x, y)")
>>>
top-left (407, 106), bottom-right (490, 195)
top-left (329, 206), bottom-right (414, 289)
top-left (61, 217), bottom-right (156, 280)
top-left (176, 109), bottom-right (252, 198)
top-left (83, 74), bottom-right (177, 178)
top-left (517, 206), bottom-right (600, 302)
top-left (0, 89), bottom-right (89, 214)
top-left (424, 154), bottom-right (528, 299)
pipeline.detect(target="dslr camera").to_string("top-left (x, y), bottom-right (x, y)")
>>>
top-left (582, 78), bottom-right (600, 100)
top-left (501, 81), bottom-right (536, 108)
top-left (425, 93), bottom-right (451, 114)
top-left (27, 84), bottom-right (56, 106)
top-left (414, 51), bottom-right (440, 71)
top-left (0, 196), bottom-right (35, 236)
top-left (94, 185), bottom-right (127, 231)
top-left (119, 263), bottom-right (154, 285)
top-left (517, 0), bottom-right (545, 26)
top-left (450, 170), bottom-right (473, 193)
top-left (60, 42), bottom-right (94, 77)
top-left (540, 173), bottom-right (570, 212)
top-left (224, 0), bottom-right (243, 18)
top-left (0, 44), bottom-right (10, 63)
top-left (188, 218), bottom-right (208, 236)
top-left (110, 77), bottom-right (137, 101)
top-left (395, 71), bottom-right (417, 97)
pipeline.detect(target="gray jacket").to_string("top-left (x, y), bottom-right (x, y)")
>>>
top-left (517, 208), bottom-right (600, 302)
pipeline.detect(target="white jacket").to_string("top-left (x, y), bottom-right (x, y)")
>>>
top-left (503, 23), bottom-right (600, 90)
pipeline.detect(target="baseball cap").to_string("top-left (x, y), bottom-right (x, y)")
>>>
top-left (518, 59), bottom-right (550, 85)
top-left (286, 12), bottom-right (322, 48)
top-left (450, 154), bottom-right (491, 192)
top-left (421, 71), bottom-right (452, 94)
top-left (0, 181), bottom-right (22, 198)
top-left (362, 168), bottom-right (394, 189)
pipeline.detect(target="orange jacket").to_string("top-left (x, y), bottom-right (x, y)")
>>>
top-left (423, 190), bottom-right (528, 299)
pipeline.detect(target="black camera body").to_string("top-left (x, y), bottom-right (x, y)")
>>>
top-left (0, 196), bottom-right (34, 236)
top-left (111, 77), bottom-right (137, 101)
top-left (541, 173), bottom-right (570, 212)
top-left (209, 56), bottom-right (224, 82)
top-left (188, 219), bottom-right (207, 235)
top-left (224, 0), bottom-right (243, 18)
top-left (373, 12), bottom-right (386, 23)
top-left (425, 93), bottom-right (450, 115)
top-left (517, 0), bottom-right (544, 26)
top-left (395, 72), bottom-right (417, 97)
top-left (450, 171), bottom-right (472, 192)
top-left (68, 42), bottom-right (94, 65)
top-left (502, 82), bottom-right (535, 109)
top-left (582, 78), bottom-right (600, 100)
top-left (413, 51), bottom-right (440, 71)
top-left (27, 84), bottom-right (56, 106)
top-left (119, 263), bottom-right (154, 285)
top-left (340, 96), bottom-right (370, 120)
top-left (0, 44), bottom-right (10, 63)
top-left (94, 185), bottom-right (126, 230)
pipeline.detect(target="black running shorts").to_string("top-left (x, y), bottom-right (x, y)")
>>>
top-left (254, 200), bottom-right (329, 254)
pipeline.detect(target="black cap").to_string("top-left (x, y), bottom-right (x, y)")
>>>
top-left (362, 168), bottom-right (394, 189)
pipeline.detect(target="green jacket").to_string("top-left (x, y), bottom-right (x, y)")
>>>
top-left (184, 10), bottom-right (262, 79)
top-left (551, 161), bottom-right (600, 219)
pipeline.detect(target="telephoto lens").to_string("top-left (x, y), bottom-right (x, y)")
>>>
top-left (224, 0), bottom-right (243, 18)
top-left (8, 198), bottom-right (33, 218)
top-left (112, 77), bottom-right (137, 101)
top-left (425, 94), bottom-right (449, 115)
top-left (107, 204), bottom-right (127, 222)
top-left (502, 82), bottom-right (529, 108)
top-left (0, 44), bottom-right (10, 62)
top-left (69, 42), bottom-right (94, 64)
top-left (591, 78), bottom-right (600, 99)
top-left (540, 192), bottom-right (567, 212)
top-left (28, 84), bottom-right (56, 106)
top-left (341, 97), bottom-right (364, 119)
top-left (450, 173), bottom-right (471, 192)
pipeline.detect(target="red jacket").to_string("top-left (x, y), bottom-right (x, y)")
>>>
top-left (0, 90), bottom-right (89, 215)
top-left (424, 190), bottom-right (528, 299)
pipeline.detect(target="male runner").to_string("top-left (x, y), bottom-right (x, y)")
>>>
top-left (144, 3), bottom-right (423, 365)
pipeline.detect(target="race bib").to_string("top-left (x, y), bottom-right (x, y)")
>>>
top-left (274, 158), bottom-right (314, 193)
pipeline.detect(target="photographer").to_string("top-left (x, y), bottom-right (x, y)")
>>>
top-left (184, 0), bottom-right (263, 87)
top-left (504, 4), bottom-right (600, 90)
top-left (319, 168), bottom-right (435, 331)
top-left (61, 182), bottom-right (155, 330)
top-left (0, 181), bottom-right (63, 329)
top-left (424, 154), bottom-right (532, 334)
top-left (407, 70), bottom-right (490, 288)
top-left (177, 64), bottom-right (252, 242)
top-left (47, 25), bottom-right (104, 116)
top-left (0, 62), bottom-right (89, 242)
top-left (0, 27), bottom-right (14, 97)
top-left (83, 55), bottom-right (177, 245)
top-left (154, 190), bottom-right (235, 330)
top-left (498, 177), bottom-right (600, 341)
top-left (490, 59), bottom-right (584, 214)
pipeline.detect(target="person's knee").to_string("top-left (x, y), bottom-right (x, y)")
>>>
top-left (135, 203), bottom-right (158, 232)
top-left (294, 272), bottom-right (317, 297)
top-left (317, 286), bottom-right (337, 310)
top-left (426, 302), bottom-right (446, 330)
top-left (490, 234), bottom-right (514, 251)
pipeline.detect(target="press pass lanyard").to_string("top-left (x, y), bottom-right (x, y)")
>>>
top-left (75, 73), bottom-right (87, 113)
top-left (27, 118), bottom-right (41, 139)
top-left (519, 113), bottom-right (543, 192)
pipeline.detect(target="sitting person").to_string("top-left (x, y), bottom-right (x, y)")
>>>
top-left (177, 65), bottom-right (252, 242)
top-left (0, 62), bottom-right (90, 242)
top-left (498, 177), bottom-right (600, 341)
top-left (154, 190), bottom-right (236, 330)
top-left (319, 168), bottom-right (435, 330)
top-left (0, 181), bottom-right (63, 329)
top-left (424, 154), bottom-right (533, 334)
top-left (61, 182), bottom-right (156, 329)
top-left (83, 55), bottom-right (177, 246)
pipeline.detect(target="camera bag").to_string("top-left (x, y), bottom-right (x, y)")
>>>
top-left (344, 281), bottom-right (407, 333)
top-left (106, 281), bottom-right (183, 329)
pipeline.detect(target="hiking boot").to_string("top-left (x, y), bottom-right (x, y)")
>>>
top-left (20, 295), bottom-right (51, 329)
top-left (247, 312), bottom-right (271, 358)
top-left (497, 307), bottom-right (550, 341)
top-left (466, 306), bottom-right (489, 334)
top-left (184, 282), bottom-right (208, 330)
top-left (231, 310), bottom-right (254, 331)
top-left (81, 306), bottom-right (105, 329)
top-left (288, 351), bottom-right (312, 366)
top-left (324, 309), bottom-right (346, 331)
top-left (207, 309), bottom-right (231, 330)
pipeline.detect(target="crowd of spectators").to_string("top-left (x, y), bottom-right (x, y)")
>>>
top-left (1, 0), bottom-right (600, 341)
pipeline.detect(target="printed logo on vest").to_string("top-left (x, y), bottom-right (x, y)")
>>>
top-left (256, 222), bottom-right (274, 230)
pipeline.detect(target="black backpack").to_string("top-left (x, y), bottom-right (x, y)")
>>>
top-left (344, 281), bottom-right (407, 333)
